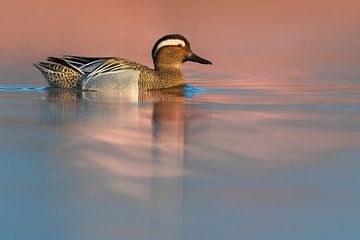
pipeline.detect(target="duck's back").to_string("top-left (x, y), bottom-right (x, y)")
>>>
top-left (35, 56), bottom-right (154, 91)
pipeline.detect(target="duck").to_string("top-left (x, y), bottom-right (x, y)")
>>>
top-left (34, 34), bottom-right (212, 91)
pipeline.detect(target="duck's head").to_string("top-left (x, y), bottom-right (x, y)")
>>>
top-left (152, 34), bottom-right (212, 70)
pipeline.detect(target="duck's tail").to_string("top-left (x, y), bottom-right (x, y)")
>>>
top-left (34, 57), bottom-right (84, 88)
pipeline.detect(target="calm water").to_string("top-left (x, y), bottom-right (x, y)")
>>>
top-left (1, 1), bottom-right (360, 239)
top-left (0, 76), bottom-right (360, 239)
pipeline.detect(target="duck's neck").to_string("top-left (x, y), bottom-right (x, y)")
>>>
top-left (154, 66), bottom-right (185, 89)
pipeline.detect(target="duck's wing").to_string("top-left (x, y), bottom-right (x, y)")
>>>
top-left (48, 56), bottom-right (147, 76)
top-left (87, 58), bottom-right (147, 77)
top-left (36, 56), bottom-right (146, 89)
top-left (82, 58), bottom-right (151, 91)
top-left (46, 56), bottom-right (153, 91)
top-left (62, 56), bottom-right (109, 66)
top-left (47, 56), bottom-right (114, 74)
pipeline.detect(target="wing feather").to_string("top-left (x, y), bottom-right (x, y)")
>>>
top-left (87, 58), bottom-right (143, 77)
top-left (45, 56), bottom-right (147, 79)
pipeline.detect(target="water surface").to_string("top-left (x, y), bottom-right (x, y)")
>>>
top-left (1, 78), bottom-right (359, 240)
top-left (1, 1), bottom-right (360, 239)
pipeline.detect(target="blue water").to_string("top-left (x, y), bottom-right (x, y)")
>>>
top-left (0, 80), bottom-right (360, 240)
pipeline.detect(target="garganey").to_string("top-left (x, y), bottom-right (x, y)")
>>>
top-left (34, 34), bottom-right (212, 91)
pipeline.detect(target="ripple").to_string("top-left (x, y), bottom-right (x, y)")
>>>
top-left (183, 84), bottom-right (210, 97)
top-left (0, 86), bottom-right (48, 92)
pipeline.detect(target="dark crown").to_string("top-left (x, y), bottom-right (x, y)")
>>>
top-left (151, 34), bottom-right (189, 58)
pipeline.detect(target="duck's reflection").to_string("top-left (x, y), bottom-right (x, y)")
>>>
top-left (45, 87), bottom-right (194, 189)
top-left (43, 87), bottom-right (203, 238)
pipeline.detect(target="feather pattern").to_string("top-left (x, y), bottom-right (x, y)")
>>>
top-left (33, 61), bottom-right (83, 88)
top-left (34, 33), bottom-right (211, 91)
top-left (36, 56), bottom-right (152, 90)
top-left (87, 58), bottom-right (147, 77)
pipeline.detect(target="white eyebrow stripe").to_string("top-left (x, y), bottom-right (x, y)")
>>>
top-left (153, 39), bottom-right (186, 56)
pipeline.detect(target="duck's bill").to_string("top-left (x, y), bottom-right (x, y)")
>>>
top-left (186, 53), bottom-right (212, 65)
